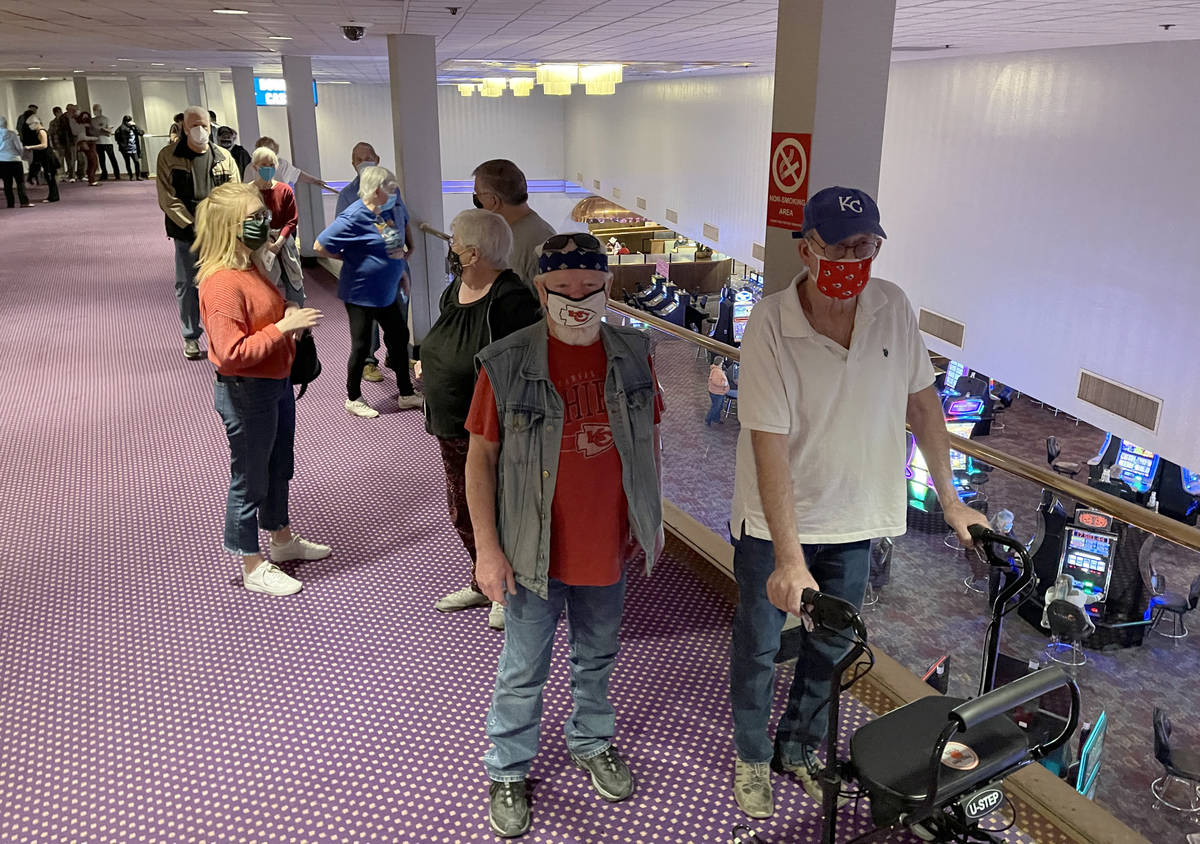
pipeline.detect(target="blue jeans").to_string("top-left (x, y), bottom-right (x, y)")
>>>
top-left (484, 576), bottom-right (627, 782)
top-left (214, 377), bottom-right (295, 556)
top-left (173, 237), bottom-right (202, 341)
top-left (706, 392), bottom-right (724, 425)
top-left (730, 532), bottom-right (869, 766)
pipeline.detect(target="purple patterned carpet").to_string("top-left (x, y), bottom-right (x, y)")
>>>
top-left (0, 181), bottom-right (1048, 843)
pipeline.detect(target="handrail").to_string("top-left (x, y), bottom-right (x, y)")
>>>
top-left (611, 299), bottom-right (1200, 554)
top-left (420, 222), bottom-right (450, 241)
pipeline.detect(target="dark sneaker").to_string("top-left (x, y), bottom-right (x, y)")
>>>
top-left (184, 339), bottom-right (203, 360)
top-left (488, 780), bottom-right (530, 838)
top-left (772, 746), bottom-right (849, 807)
top-left (572, 745), bottom-right (635, 802)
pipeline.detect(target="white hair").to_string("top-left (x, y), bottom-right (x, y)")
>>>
top-left (250, 146), bottom-right (278, 167)
top-left (182, 106), bottom-right (208, 124)
top-left (452, 209), bottom-right (513, 268)
top-left (26, 115), bottom-right (43, 130)
top-left (358, 165), bottom-right (397, 202)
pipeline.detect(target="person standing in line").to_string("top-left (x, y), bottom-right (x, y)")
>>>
top-left (193, 181), bottom-right (331, 596)
top-left (114, 115), bottom-right (144, 180)
top-left (216, 125), bottom-right (251, 176)
top-left (706, 357), bottom-right (730, 426)
top-left (313, 166), bottom-right (420, 419)
top-left (0, 117), bottom-right (32, 208)
top-left (47, 107), bottom-right (70, 182)
top-left (248, 146), bottom-right (304, 306)
top-left (421, 209), bottom-right (542, 630)
top-left (74, 110), bottom-right (100, 186)
top-left (169, 113), bottom-right (185, 144)
top-left (336, 141), bottom-right (386, 383)
top-left (465, 232), bottom-right (664, 838)
top-left (156, 105), bottom-right (240, 360)
top-left (727, 187), bottom-right (988, 819)
top-left (243, 136), bottom-right (330, 192)
top-left (23, 115), bottom-right (58, 203)
top-left (91, 104), bottom-right (119, 181)
top-left (17, 104), bottom-right (39, 184)
top-left (61, 104), bottom-right (86, 183)
top-left (471, 159), bottom-right (556, 287)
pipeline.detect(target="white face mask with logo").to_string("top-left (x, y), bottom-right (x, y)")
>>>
top-left (546, 289), bottom-right (606, 330)
top-left (188, 125), bottom-right (210, 146)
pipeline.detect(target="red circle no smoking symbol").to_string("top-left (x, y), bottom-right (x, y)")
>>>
top-left (772, 137), bottom-right (808, 195)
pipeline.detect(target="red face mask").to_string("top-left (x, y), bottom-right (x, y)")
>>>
top-left (813, 256), bottom-right (871, 300)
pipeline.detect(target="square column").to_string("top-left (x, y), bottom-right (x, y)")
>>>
top-left (762, 0), bottom-right (897, 294)
top-left (202, 71), bottom-right (224, 119)
top-left (73, 76), bottom-right (91, 111)
top-left (387, 34), bottom-right (446, 343)
top-left (185, 73), bottom-right (205, 108)
top-left (282, 55), bottom-right (325, 258)
top-left (127, 74), bottom-right (150, 176)
top-left (230, 66), bottom-right (260, 144)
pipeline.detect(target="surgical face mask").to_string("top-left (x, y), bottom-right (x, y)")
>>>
top-left (188, 125), bottom-right (210, 146)
top-left (380, 191), bottom-right (397, 212)
top-left (257, 166), bottom-right (276, 182)
top-left (356, 160), bottom-right (378, 175)
top-left (811, 255), bottom-right (872, 300)
top-left (239, 218), bottom-right (270, 251)
top-left (545, 289), bottom-right (607, 330)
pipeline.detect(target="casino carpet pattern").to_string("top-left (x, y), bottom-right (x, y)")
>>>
top-left (0, 182), bottom-right (1041, 843)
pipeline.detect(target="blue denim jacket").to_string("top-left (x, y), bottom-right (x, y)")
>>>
top-left (476, 320), bottom-right (664, 599)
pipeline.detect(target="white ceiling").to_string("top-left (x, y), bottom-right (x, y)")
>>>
top-left (1, 0), bottom-right (1199, 83)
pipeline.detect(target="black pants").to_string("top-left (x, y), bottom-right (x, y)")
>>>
top-left (345, 297), bottom-right (413, 401)
top-left (97, 145), bottom-right (120, 179)
top-left (121, 151), bottom-right (138, 179)
top-left (32, 151), bottom-right (58, 202)
top-left (0, 161), bottom-right (29, 207)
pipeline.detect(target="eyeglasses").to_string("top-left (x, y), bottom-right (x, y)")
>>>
top-left (810, 236), bottom-right (881, 261)
top-left (246, 209), bottom-right (272, 224)
top-left (541, 232), bottom-right (603, 253)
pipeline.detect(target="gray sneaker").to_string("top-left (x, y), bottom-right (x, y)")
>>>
top-left (488, 780), bottom-right (530, 838)
top-left (773, 747), bottom-right (849, 807)
top-left (733, 758), bottom-right (774, 819)
top-left (183, 339), bottom-right (203, 360)
top-left (572, 745), bottom-right (635, 802)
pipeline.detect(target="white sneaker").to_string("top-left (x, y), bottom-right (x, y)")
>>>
top-left (345, 398), bottom-right (379, 418)
top-left (396, 394), bottom-right (423, 411)
top-left (489, 601), bottom-right (506, 630)
top-left (242, 561), bottom-right (302, 595)
top-left (270, 534), bottom-right (332, 562)
top-left (434, 586), bottom-right (491, 613)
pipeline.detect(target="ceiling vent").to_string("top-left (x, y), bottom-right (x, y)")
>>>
top-left (702, 223), bottom-right (719, 242)
top-left (918, 308), bottom-right (965, 348)
top-left (1077, 371), bottom-right (1162, 432)
top-left (636, 196), bottom-right (647, 210)
top-left (752, 243), bottom-right (765, 261)
top-left (665, 208), bottom-right (678, 224)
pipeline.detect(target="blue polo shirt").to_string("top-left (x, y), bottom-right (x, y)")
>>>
top-left (318, 197), bottom-right (409, 308)
top-left (335, 176), bottom-right (360, 216)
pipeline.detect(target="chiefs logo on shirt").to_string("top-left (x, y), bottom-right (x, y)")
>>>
top-left (573, 423), bottom-right (614, 457)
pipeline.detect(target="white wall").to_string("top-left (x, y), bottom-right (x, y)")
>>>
top-left (875, 41), bottom-right (1200, 469)
top-left (437, 86), bottom-right (566, 181)
top-left (565, 74), bottom-right (774, 270)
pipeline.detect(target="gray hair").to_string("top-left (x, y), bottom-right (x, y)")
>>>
top-left (452, 209), bottom-right (513, 268)
top-left (358, 165), bottom-right (397, 202)
top-left (182, 106), bottom-right (208, 124)
top-left (26, 115), bottom-right (43, 130)
top-left (250, 146), bottom-right (278, 167)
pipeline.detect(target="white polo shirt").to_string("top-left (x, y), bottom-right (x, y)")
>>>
top-left (730, 274), bottom-right (934, 544)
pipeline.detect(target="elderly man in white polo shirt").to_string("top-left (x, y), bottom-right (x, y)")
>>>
top-left (728, 186), bottom-right (987, 819)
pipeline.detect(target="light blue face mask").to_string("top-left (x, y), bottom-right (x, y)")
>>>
top-left (380, 192), bottom-right (397, 212)
top-left (257, 165), bottom-right (276, 182)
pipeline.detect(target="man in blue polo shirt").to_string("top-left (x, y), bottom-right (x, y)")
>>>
top-left (728, 187), bottom-right (988, 819)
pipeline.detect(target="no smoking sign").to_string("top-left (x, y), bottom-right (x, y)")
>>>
top-left (766, 131), bottom-right (812, 231)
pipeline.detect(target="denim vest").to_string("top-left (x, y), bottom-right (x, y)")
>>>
top-left (476, 320), bottom-right (664, 599)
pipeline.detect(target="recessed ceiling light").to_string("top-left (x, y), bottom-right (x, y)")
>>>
top-left (267, 35), bottom-right (293, 40)
top-left (151, 63), bottom-right (165, 66)
top-left (73, 69), bottom-right (83, 73)
top-left (39, 77), bottom-right (48, 81)
top-left (324, 80), bottom-right (352, 85)
top-left (117, 58), bottom-right (133, 61)
top-left (212, 7), bottom-right (249, 14)
top-left (185, 67), bottom-right (198, 71)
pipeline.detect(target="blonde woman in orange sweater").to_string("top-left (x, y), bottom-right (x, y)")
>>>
top-left (194, 182), bottom-right (330, 595)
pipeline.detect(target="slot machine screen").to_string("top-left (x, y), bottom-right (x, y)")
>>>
top-left (1182, 467), bottom-right (1200, 495)
top-left (946, 421), bottom-right (976, 439)
top-left (944, 360), bottom-right (966, 392)
top-left (950, 450), bottom-right (968, 472)
top-left (1076, 711), bottom-right (1108, 800)
top-left (1061, 550), bottom-right (1108, 596)
top-left (1115, 441), bottom-right (1159, 491)
top-left (732, 297), bottom-right (753, 343)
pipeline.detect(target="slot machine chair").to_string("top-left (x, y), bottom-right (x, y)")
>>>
top-left (1152, 708), bottom-right (1200, 813)
top-left (1016, 492), bottom-right (1070, 633)
top-left (1150, 572), bottom-right (1200, 640)
top-left (1046, 437), bottom-right (1082, 478)
top-left (1044, 599), bottom-right (1094, 666)
top-left (866, 536), bottom-right (893, 607)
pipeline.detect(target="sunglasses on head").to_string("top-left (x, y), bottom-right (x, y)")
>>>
top-left (541, 232), bottom-right (602, 253)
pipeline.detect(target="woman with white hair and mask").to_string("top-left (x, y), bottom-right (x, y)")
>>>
top-left (0, 116), bottom-right (32, 208)
top-left (419, 209), bottom-right (542, 628)
top-left (21, 114), bottom-right (58, 203)
top-left (248, 146), bottom-right (305, 305)
top-left (314, 165), bottom-right (420, 418)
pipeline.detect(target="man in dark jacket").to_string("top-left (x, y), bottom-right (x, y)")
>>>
top-left (216, 125), bottom-right (252, 176)
top-left (155, 106), bottom-right (240, 360)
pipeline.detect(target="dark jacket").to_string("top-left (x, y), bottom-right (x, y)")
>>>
top-left (228, 144), bottom-right (252, 175)
top-left (114, 122), bottom-right (143, 156)
top-left (18, 110), bottom-right (38, 145)
top-left (155, 136), bottom-right (239, 241)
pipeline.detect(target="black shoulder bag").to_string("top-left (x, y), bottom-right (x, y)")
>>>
top-left (290, 329), bottom-right (321, 399)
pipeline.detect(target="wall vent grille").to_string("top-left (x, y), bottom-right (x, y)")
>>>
top-left (752, 243), bottom-right (765, 261)
top-left (918, 309), bottom-right (965, 348)
top-left (592, 178), bottom-right (601, 190)
top-left (1077, 371), bottom-right (1162, 431)
top-left (612, 187), bottom-right (621, 199)
top-left (702, 223), bottom-right (719, 241)
top-left (636, 197), bottom-right (647, 210)
top-left (665, 208), bottom-right (678, 223)
top-left (576, 172), bottom-right (583, 184)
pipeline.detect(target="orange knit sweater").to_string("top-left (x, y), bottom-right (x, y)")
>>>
top-left (198, 267), bottom-right (295, 379)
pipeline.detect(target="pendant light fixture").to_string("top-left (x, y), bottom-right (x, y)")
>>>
top-left (509, 77), bottom-right (535, 97)
top-left (457, 83), bottom-right (477, 97)
top-left (536, 64), bottom-right (578, 95)
top-left (581, 63), bottom-right (623, 95)
top-left (480, 77), bottom-right (507, 97)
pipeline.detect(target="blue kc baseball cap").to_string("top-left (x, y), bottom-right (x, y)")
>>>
top-left (793, 186), bottom-right (887, 244)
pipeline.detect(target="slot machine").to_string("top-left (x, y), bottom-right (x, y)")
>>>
top-left (1057, 509), bottom-right (1119, 619)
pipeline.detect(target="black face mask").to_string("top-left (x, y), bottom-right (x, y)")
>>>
top-left (471, 193), bottom-right (483, 209)
top-left (240, 218), bottom-right (270, 250)
top-left (218, 138), bottom-right (234, 149)
top-left (448, 248), bottom-right (464, 277)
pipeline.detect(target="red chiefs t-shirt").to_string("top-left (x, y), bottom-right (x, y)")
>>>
top-left (465, 335), bottom-right (662, 586)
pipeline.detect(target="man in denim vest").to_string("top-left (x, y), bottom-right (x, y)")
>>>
top-left (465, 232), bottom-right (665, 838)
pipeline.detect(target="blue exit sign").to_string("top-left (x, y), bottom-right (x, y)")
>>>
top-left (253, 77), bottom-right (319, 107)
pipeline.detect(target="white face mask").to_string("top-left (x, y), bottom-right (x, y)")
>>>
top-left (188, 125), bottom-right (210, 146)
top-left (356, 160), bottom-right (379, 175)
top-left (545, 289), bottom-right (607, 330)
